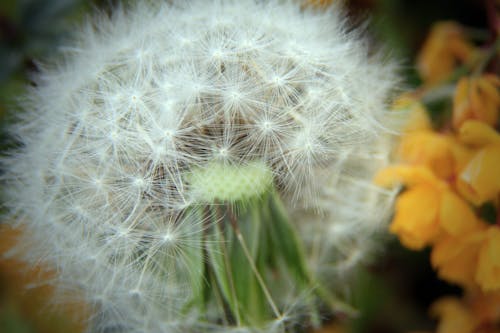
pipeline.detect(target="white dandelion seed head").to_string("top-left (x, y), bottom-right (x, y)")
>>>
top-left (3, 0), bottom-right (402, 332)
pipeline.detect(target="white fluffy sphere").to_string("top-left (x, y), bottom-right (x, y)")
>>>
top-left (4, 1), bottom-right (401, 332)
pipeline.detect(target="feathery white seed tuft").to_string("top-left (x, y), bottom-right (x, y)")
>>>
top-left (3, 1), bottom-right (402, 332)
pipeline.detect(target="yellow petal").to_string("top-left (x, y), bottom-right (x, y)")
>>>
top-left (478, 75), bottom-right (500, 105)
top-left (431, 228), bottom-right (486, 287)
top-left (448, 136), bottom-right (476, 175)
top-left (430, 297), bottom-right (479, 333)
top-left (453, 75), bottom-right (500, 129)
top-left (453, 77), bottom-right (474, 129)
top-left (476, 227), bottom-right (500, 291)
top-left (390, 185), bottom-right (441, 250)
top-left (439, 190), bottom-right (479, 236)
top-left (458, 120), bottom-right (500, 147)
top-left (458, 145), bottom-right (500, 205)
top-left (374, 165), bottom-right (445, 189)
top-left (398, 132), bottom-right (455, 179)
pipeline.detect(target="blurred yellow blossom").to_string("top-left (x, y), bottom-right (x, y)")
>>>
top-left (431, 224), bottom-right (500, 292)
top-left (417, 22), bottom-right (476, 85)
top-left (397, 132), bottom-right (458, 180)
top-left (431, 224), bottom-right (486, 288)
top-left (430, 297), bottom-right (479, 333)
top-left (456, 121), bottom-right (500, 205)
top-left (375, 166), bottom-right (480, 250)
top-left (397, 129), bottom-right (475, 182)
top-left (390, 183), bottom-right (442, 249)
top-left (458, 144), bottom-right (500, 205)
top-left (391, 95), bottom-right (474, 180)
top-left (375, 164), bottom-right (445, 189)
top-left (453, 74), bottom-right (500, 129)
top-left (382, 11), bottom-right (500, 333)
top-left (458, 120), bottom-right (500, 146)
top-left (431, 291), bottom-right (500, 333)
top-left (438, 190), bottom-right (482, 236)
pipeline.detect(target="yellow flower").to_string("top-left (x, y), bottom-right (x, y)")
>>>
top-left (417, 22), bottom-right (476, 85)
top-left (390, 183), bottom-right (442, 249)
top-left (397, 130), bottom-right (475, 182)
top-left (431, 291), bottom-right (500, 333)
top-left (453, 74), bottom-right (500, 129)
top-left (458, 145), bottom-right (500, 205)
top-left (458, 120), bottom-right (500, 147)
top-left (430, 297), bottom-right (479, 333)
top-left (392, 96), bottom-right (474, 180)
top-left (398, 132), bottom-right (457, 180)
top-left (438, 189), bottom-right (482, 236)
top-left (375, 164), bottom-right (445, 189)
top-left (375, 166), bottom-right (480, 250)
top-left (432, 223), bottom-right (500, 292)
top-left (431, 224), bottom-right (486, 288)
top-left (457, 120), bottom-right (500, 205)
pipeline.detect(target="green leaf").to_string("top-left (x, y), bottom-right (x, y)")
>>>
top-left (267, 191), bottom-right (311, 285)
top-left (229, 208), bottom-right (268, 325)
top-left (205, 216), bottom-right (242, 324)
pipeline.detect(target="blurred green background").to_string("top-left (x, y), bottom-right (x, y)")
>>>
top-left (0, 0), bottom-right (491, 332)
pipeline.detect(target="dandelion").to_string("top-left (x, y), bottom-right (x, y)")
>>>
top-left (2, 1), bottom-right (401, 332)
